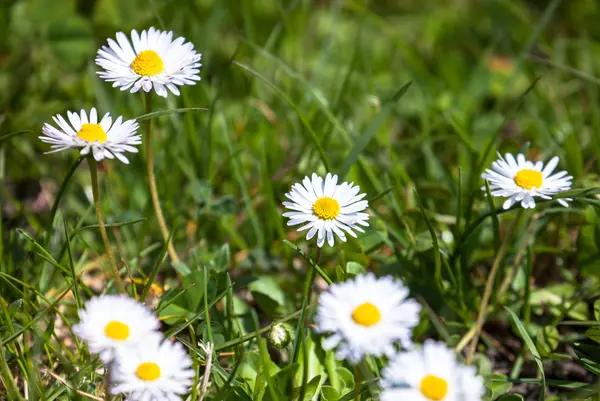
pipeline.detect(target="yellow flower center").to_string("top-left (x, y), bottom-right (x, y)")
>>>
top-left (77, 123), bottom-right (107, 143)
top-left (351, 302), bottom-right (381, 327)
top-left (131, 50), bottom-right (164, 76)
top-left (313, 197), bottom-right (340, 220)
top-left (514, 169), bottom-right (543, 190)
top-left (104, 321), bottom-right (130, 341)
top-left (135, 362), bottom-right (161, 381)
top-left (420, 375), bottom-right (449, 400)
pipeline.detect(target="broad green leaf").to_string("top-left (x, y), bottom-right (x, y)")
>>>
top-left (536, 326), bottom-right (560, 356)
top-left (487, 373), bottom-right (513, 399)
top-left (321, 386), bottom-right (339, 401)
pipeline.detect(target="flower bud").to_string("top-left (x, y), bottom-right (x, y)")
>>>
top-left (268, 323), bottom-right (293, 349)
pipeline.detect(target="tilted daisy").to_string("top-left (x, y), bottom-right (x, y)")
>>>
top-left (315, 273), bottom-right (421, 364)
top-left (39, 108), bottom-right (141, 164)
top-left (96, 27), bottom-right (202, 98)
top-left (72, 295), bottom-right (160, 363)
top-left (111, 335), bottom-right (194, 401)
top-left (482, 152), bottom-right (573, 210)
top-left (379, 340), bottom-right (484, 401)
top-left (282, 173), bottom-right (369, 248)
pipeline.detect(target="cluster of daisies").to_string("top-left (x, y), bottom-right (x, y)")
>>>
top-left (40, 27), bottom-right (202, 162)
top-left (281, 164), bottom-right (573, 400)
top-left (34, 20), bottom-right (576, 401)
top-left (73, 295), bottom-right (193, 400)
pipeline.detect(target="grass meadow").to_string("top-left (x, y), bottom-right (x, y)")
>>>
top-left (2, 0), bottom-right (600, 400)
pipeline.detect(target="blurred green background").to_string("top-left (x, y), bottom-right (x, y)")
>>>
top-left (3, 0), bottom-right (600, 398)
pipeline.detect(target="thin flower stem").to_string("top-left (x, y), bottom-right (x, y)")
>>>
top-left (88, 157), bottom-right (126, 294)
top-left (144, 92), bottom-right (180, 264)
top-left (465, 209), bottom-right (523, 364)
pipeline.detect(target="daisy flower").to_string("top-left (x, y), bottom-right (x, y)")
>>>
top-left (315, 273), bottom-right (421, 364)
top-left (379, 340), bottom-right (485, 401)
top-left (282, 173), bottom-right (369, 248)
top-left (111, 335), bottom-right (194, 401)
top-left (72, 295), bottom-right (160, 363)
top-left (482, 152), bottom-right (573, 210)
top-left (39, 108), bottom-right (141, 164)
top-left (96, 27), bottom-right (202, 98)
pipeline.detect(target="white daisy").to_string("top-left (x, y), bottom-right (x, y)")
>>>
top-left (379, 340), bottom-right (485, 401)
top-left (72, 295), bottom-right (160, 363)
top-left (315, 273), bottom-right (421, 364)
top-left (111, 335), bottom-right (194, 401)
top-left (282, 173), bottom-right (369, 248)
top-left (96, 27), bottom-right (202, 98)
top-left (39, 108), bottom-right (141, 164)
top-left (482, 152), bottom-right (573, 210)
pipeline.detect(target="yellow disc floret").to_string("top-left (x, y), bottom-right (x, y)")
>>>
top-left (77, 123), bottom-right (108, 143)
top-left (313, 197), bottom-right (341, 220)
top-left (131, 50), bottom-right (164, 76)
top-left (351, 302), bottom-right (381, 327)
top-left (104, 321), bottom-right (130, 341)
top-left (135, 362), bottom-right (161, 381)
top-left (514, 169), bottom-right (543, 190)
top-left (420, 375), bottom-right (449, 400)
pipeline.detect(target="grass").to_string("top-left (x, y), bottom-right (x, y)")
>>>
top-left (3, 0), bottom-right (600, 400)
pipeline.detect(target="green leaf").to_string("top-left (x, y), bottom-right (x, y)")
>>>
top-left (536, 326), bottom-right (560, 356)
top-left (321, 386), bottom-right (339, 401)
top-left (249, 276), bottom-right (287, 316)
top-left (487, 373), bottom-right (513, 399)
top-left (594, 300), bottom-right (600, 321)
top-left (345, 261), bottom-right (365, 276)
top-left (208, 243), bottom-right (231, 273)
top-left (336, 367), bottom-right (355, 393)
top-left (505, 307), bottom-right (546, 400)
top-left (586, 327), bottom-right (600, 344)
top-left (262, 363), bottom-right (299, 401)
top-left (294, 375), bottom-right (321, 401)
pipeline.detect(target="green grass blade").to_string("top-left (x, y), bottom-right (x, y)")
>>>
top-left (135, 107), bottom-right (208, 122)
top-left (0, 130), bottom-right (33, 146)
top-left (232, 61), bottom-right (330, 171)
top-left (140, 228), bottom-right (175, 302)
top-left (337, 81), bottom-right (412, 179)
top-left (505, 307), bottom-right (546, 400)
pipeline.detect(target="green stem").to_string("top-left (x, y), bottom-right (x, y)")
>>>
top-left (144, 92), bottom-right (180, 265)
top-left (465, 209), bottom-right (523, 364)
top-left (88, 157), bottom-right (125, 293)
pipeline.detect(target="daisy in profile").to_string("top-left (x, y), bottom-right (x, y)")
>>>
top-left (73, 295), bottom-right (160, 363)
top-left (482, 152), bottom-right (573, 210)
top-left (96, 27), bottom-right (202, 98)
top-left (379, 340), bottom-right (484, 401)
top-left (282, 173), bottom-right (369, 248)
top-left (315, 273), bottom-right (421, 364)
top-left (39, 108), bottom-right (141, 164)
top-left (111, 335), bottom-right (194, 401)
